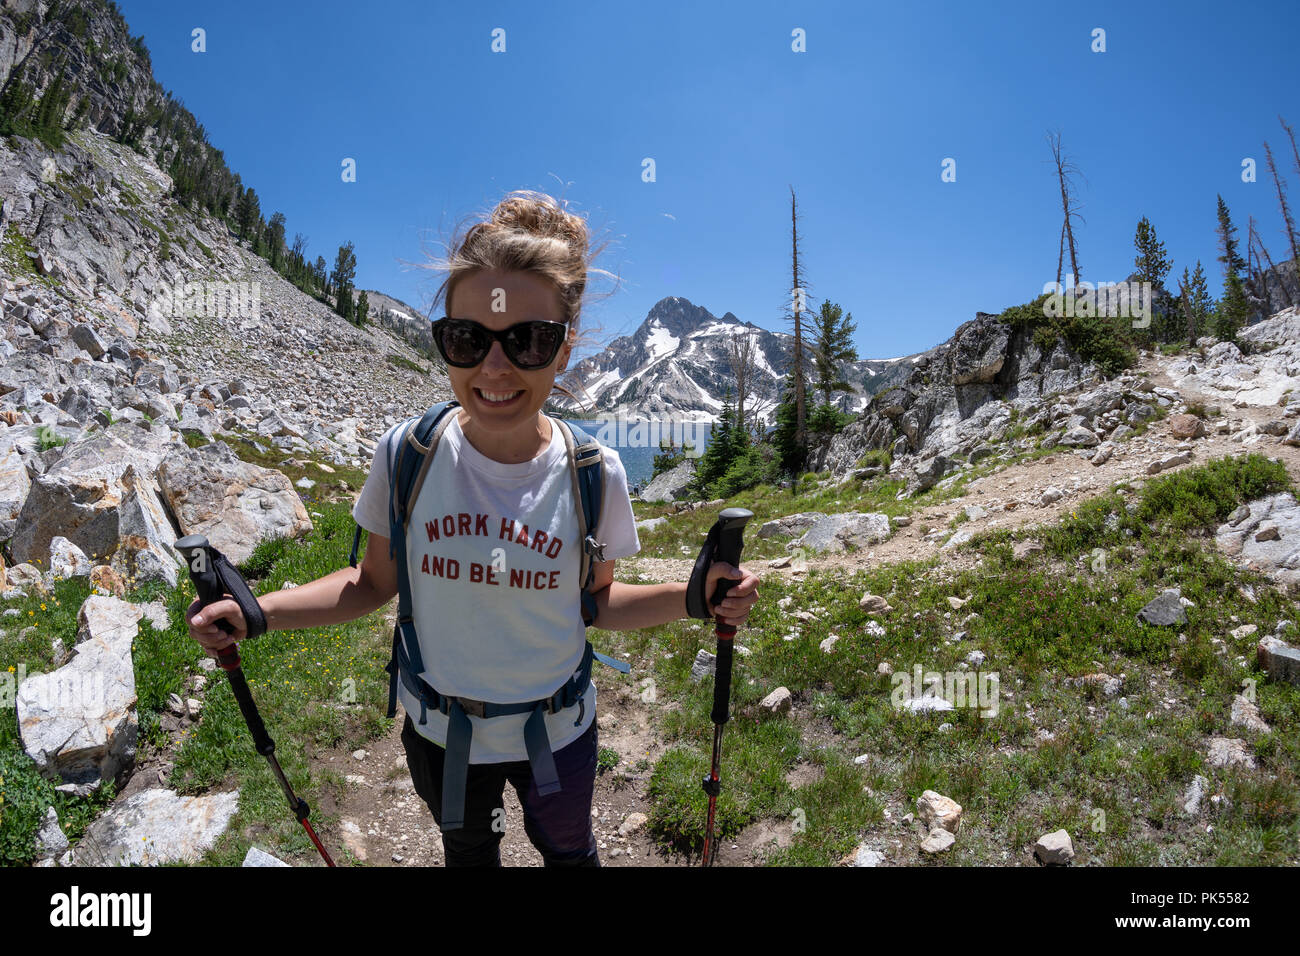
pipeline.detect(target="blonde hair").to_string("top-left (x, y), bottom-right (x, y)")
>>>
top-left (422, 190), bottom-right (620, 410)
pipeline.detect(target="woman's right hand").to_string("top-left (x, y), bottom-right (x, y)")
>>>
top-left (187, 596), bottom-right (248, 658)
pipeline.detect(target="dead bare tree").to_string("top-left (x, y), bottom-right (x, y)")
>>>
top-left (1264, 141), bottom-right (1300, 270)
top-left (1047, 130), bottom-right (1086, 288)
top-left (788, 185), bottom-right (811, 465)
top-left (1282, 115), bottom-right (1300, 202)
top-left (1250, 216), bottom-right (1293, 310)
top-left (725, 327), bottom-right (757, 437)
top-left (1177, 270), bottom-right (1196, 346)
top-left (1057, 220), bottom-right (1067, 295)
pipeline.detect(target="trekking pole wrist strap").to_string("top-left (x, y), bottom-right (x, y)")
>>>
top-left (686, 525), bottom-right (720, 620)
top-left (212, 549), bottom-right (268, 640)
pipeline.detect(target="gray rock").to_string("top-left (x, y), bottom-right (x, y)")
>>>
top-left (1147, 450), bottom-right (1193, 474)
top-left (242, 847), bottom-right (290, 867)
top-left (36, 806), bottom-right (69, 860)
top-left (1229, 694), bottom-right (1271, 734)
top-left (919, 827), bottom-right (955, 854)
top-left (689, 649), bottom-right (716, 682)
top-left (70, 323), bottom-right (108, 360)
top-left (1215, 493), bottom-right (1300, 593)
top-left (17, 596), bottom-right (142, 791)
top-left (155, 440), bottom-right (312, 565)
top-left (794, 512), bottom-right (892, 553)
top-left (1034, 829), bottom-right (1075, 864)
top-left (1207, 736), bottom-right (1257, 770)
top-left (1137, 589), bottom-right (1187, 626)
top-left (757, 512), bottom-right (826, 539)
top-left (760, 686), bottom-right (793, 715)
top-left (108, 464), bottom-right (185, 588)
top-left (853, 845), bottom-right (885, 867)
top-left (1256, 636), bottom-right (1300, 685)
top-left (1058, 425), bottom-right (1100, 448)
top-left (48, 536), bottom-right (92, 579)
top-left (70, 788), bottom-right (240, 866)
top-left (640, 460), bottom-right (694, 503)
top-left (910, 454), bottom-right (955, 493)
top-left (10, 422), bottom-right (175, 566)
top-left (942, 529), bottom-right (973, 551)
top-left (1183, 774), bottom-right (1208, 815)
top-left (0, 432), bottom-right (31, 540)
top-left (900, 695), bottom-right (955, 713)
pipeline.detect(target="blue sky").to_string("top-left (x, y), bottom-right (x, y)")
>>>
top-left (120, 0), bottom-right (1300, 362)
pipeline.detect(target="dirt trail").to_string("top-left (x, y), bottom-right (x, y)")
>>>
top-left (628, 352), bottom-right (1300, 585)
top-left (324, 623), bottom-right (690, 867)
top-left (317, 351), bottom-right (1300, 867)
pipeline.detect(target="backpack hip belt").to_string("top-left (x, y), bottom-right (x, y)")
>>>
top-left (348, 400), bottom-right (630, 833)
top-left (390, 623), bottom-right (597, 831)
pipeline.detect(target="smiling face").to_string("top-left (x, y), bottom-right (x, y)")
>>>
top-left (445, 268), bottom-right (576, 463)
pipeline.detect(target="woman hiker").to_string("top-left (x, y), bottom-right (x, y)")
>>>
top-left (186, 190), bottom-right (760, 866)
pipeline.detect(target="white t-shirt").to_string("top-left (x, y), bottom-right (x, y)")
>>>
top-left (352, 410), bottom-right (640, 762)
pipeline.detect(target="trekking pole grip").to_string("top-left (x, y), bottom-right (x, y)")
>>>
top-left (175, 535), bottom-right (274, 754)
top-left (707, 508), bottom-right (752, 725)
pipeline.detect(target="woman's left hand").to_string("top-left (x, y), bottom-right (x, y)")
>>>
top-left (703, 562), bottom-right (760, 627)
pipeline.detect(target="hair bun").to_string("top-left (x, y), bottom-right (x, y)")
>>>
top-left (489, 191), bottom-right (587, 249)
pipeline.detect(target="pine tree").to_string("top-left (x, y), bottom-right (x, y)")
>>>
top-left (1133, 215), bottom-right (1171, 288)
top-left (1186, 261), bottom-right (1212, 341)
top-left (771, 371), bottom-right (815, 479)
top-left (690, 389), bottom-right (745, 498)
top-left (0, 75), bottom-right (36, 137)
top-left (235, 187), bottom-right (260, 244)
top-left (1215, 195), bottom-right (1250, 338)
top-left (267, 212), bottom-right (286, 271)
top-left (331, 242), bottom-right (357, 319)
top-left (313, 256), bottom-right (327, 295)
top-left (1176, 263), bottom-right (1213, 345)
top-left (809, 300), bottom-right (859, 406)
top-left (355, 289), bottom-right (370, 326)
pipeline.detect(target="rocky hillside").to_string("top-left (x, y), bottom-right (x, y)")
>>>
top-left (361, 288), bottom-right (435, 358)
top-left (0, 115), bottom-right (455, 566)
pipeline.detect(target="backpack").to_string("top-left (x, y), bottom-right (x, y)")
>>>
top-left (346, 399), bottom-right (630, 831)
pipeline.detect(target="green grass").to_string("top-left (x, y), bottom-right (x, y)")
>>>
top-left (8, 444), bottom-right (1298, 866)
top-left (0, 500), bottom-right (394, 866)
top-left (168, 503), bottom-right (394, 865)
top-left (613, 452), bottom-right (1300, 865)
top-left (0, 226), bottom-right (57, 290)
top-left (0, 571), bottom-right (182, 864)
top-left (386, 353), bottom-right (429, 376)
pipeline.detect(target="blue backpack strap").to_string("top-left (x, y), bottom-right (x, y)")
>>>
top-left (386, 401), bottom-right (460, 721)
top-left (556, 418), bottom-right (630, 675)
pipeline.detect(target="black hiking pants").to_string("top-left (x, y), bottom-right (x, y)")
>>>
top-left (401, 713), bottom-right (601, 867)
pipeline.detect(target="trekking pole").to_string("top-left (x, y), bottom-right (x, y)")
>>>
top-left (685, 508), bottom-right (753, 867)
top-left (176, 534), bottom-right (336, 867)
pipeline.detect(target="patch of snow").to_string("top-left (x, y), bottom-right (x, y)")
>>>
top-left (644, 323), bottom-right (680, 362)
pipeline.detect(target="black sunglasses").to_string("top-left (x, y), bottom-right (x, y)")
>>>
top-left (430, 317), bottom-right (569, 370)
